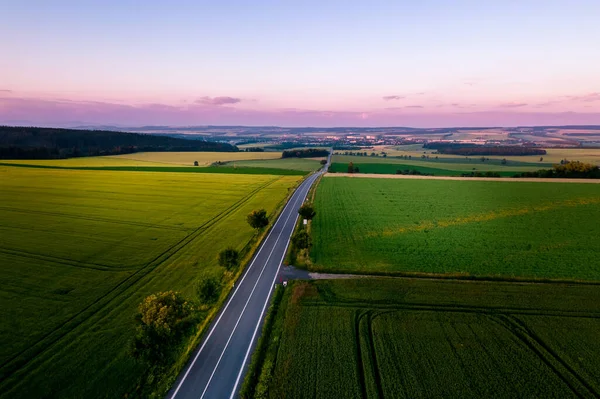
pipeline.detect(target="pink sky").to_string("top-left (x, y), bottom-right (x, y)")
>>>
top-left (1, 90), bottom-right (600, 127)
top-left (2, 2), bottom-right (600, 127)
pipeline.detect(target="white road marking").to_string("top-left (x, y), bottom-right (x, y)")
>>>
top-left (199, 178), bottom-right (309, 399)
top-left (169, 174), bottom-right (314, 399)
top-left (228, 177), bottom-right (313, 398)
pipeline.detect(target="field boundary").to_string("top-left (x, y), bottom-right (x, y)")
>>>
top-left (325, 172), bottom-right (600, 183)
top-left (298, 269), bottom-right (600, 286)
top-left (0, 176), bottom-right (282, 390)
top-left (152, 173), bottom-right (313, 397)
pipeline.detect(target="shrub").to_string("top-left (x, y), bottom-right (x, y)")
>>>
top-left (247, 209), bottom-right (269, 229)
top-left (218, 248), bottom-right (240, 270)
top-left (197, 277), bottom-right (222, 304)
top-left (131, 291), bottom-right (196, 365)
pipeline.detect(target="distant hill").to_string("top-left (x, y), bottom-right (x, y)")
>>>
top-left (0, 126), bottom-right (238, 159)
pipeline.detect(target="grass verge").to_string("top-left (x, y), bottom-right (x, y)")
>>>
top-left (149, 175), bottom-right (307, 397)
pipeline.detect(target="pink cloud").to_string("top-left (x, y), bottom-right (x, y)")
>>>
top-left (1, 96), bottom-right (600, 128)
top-left (567, 93), bottom-right (600, 102)
top-left (196, 96), bottom-right (242, 105)
top-left (499, 102), bottom-right (528, 108)
top-left (404, 105), bottom-right (424, 109)
top-left (382, 95), bottom-right (404, 101)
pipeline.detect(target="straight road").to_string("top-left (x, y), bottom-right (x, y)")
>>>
top-left (168, 156), bottom-right (328, 399)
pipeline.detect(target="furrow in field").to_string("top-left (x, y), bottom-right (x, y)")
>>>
top-left (0, 176), bottom-right (281, 385)
top-left (490, 314), bottom-right (595, 398)
top-left (0, 206), bottom-right (191, 232)
top-left (0, 247), bottom-right (118, 271)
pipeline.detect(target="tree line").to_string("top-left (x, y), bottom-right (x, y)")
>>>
top-left (281, 148), bottom-right (329, 158)
top-left (423, 142), bottom-right (547, 156)
top-left (0, 125), bottom-right (237, 159)
top-left (514, 161), bottom-right (600, 179)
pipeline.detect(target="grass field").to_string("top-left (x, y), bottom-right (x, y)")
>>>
top-left (0, 157), bottom-right (172, 167)
top-left (111, 151), bottom-right (282, 166)
top-left (0, 165), bottom-right (301, 398)
top-left (330, 155), bottom-right (547, 176)
top-left (379, 145), bottom-right (600, 165)
top-left (222, 158), bottom-right (323, 171)
top-left (0, 162), bottom-right (308, 176)
top-left (249, 278), bottom-right (600, 399)
top-left (310, 176), bottom-right (600, 280)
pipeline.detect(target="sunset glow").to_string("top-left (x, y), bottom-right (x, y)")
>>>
top-left (2, 0), bottom-right (599, 127)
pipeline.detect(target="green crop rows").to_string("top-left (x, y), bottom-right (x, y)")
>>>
top-left (310, 176), bottom-right (600, 280)
top-left (252, 279), bottom-right (600, 399)
top-left (0, 165), bottom-right (301, 398)
top-left (329, 154), bottom-right (547, 176)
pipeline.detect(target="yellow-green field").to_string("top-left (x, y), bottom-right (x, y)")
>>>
top-left (224, 158), bottom-right (323, 171)
top-left (0, 165), bottom-right (301, 398)
top-left (0, 156), bottom-right (171, 167)
top-left (377, 145), bottom-right (600, 165)
top-left (112, 151), bottom-right (283, 166)
top-left (1, 152), bottom-right (285, 168)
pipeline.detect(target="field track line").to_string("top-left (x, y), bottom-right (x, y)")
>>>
top-left (325, 172), bottom-right (600, 183)
top-left (491, 315), bottom-right (597, 398)
top-left (354, 311), bottom-right (369, 399)
top-left (0, 177), bottom-right (281, 383)
top-left (0, 247), bottom-right (119, 271)
top-left (0, 206), bottom-right (190, 232)
top-left (301, 301), bottom-right (600, 319)
top-left (504, 315), bottom-right (599, 398)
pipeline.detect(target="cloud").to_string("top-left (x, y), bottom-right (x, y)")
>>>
top-left (404, 105), bottom-right (424, 109)
top-left (382, 95), bottom-right (404, 101)
top-left (567, 93), bottom-right (600, 102)
top-left (0, 89), bottom-right (12, 93)
top-left (195, 96), bottom-right (242, 106)
top-left (499, 102), bottom-right (528, 108)
top-left (2, 95), bottom-right (600, 128)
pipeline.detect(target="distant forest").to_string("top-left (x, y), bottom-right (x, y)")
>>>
top-left (0, 126), bottom-right (237, 159)
top-left (281, 148), bottom-right (330, 158)
top-left (423, 143), bottom-right (546, 156)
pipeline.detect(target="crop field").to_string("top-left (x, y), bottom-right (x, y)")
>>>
top-left (0, 165), bottom-right (301, 398)
top-left (111, 151), bottom-right (282, 166)
top-left (330, 155), bottom-right (546, 176)
top-left (222, 157), bottom-right (323, 171)
top-left (252, 279), bottom-right (600, 399)
top-left (380, 145), bottom-right (600, 165)
top-left (0, 157), bottom-right (172, 167)
top-left (0, 162), bottom-right (308, 176)
top-left (311, 176), bottom-right (600, 280)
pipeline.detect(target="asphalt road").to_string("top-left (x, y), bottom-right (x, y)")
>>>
top-left (168, 157), bottom-right (328, 399)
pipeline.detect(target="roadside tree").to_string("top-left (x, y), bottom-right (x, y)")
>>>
top-left (247, 209), bottom-right (269, 230)
top-left (131, 291), bottom-right (196, 365)
top-left (218, 248), bottom-right (240, 270)
top-left (292, 230), bottom-right (312, 250)
top-left (298, 203), bottom-right (316, 220)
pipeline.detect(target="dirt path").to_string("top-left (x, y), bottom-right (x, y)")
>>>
top-left (279, 265), bottom-right (371, 281)
top-left (326, 173), bottom-right (600, 183)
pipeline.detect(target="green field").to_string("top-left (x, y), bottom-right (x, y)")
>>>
top-left (248, 278), bottom-right (600, 399)
top-left (330, 155), bottom-right (546, 176)
top-left (0, 165), bottom-right (301, 398)
top-left (222, 157), bottom-right (323, 171)
top-left (381, 145), bottom-right (600, 165)
top-left (0, 162), bottom-right (308, 176)
top-left (1, 151), bottom-right (283, 168)
top-left (310, 176), bottom-right (600, 280)
top-left (111, 151), bottom-right (283, 165)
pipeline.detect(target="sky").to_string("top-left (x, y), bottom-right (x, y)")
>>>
top-left (1, 0), bottom-right (600, 127)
